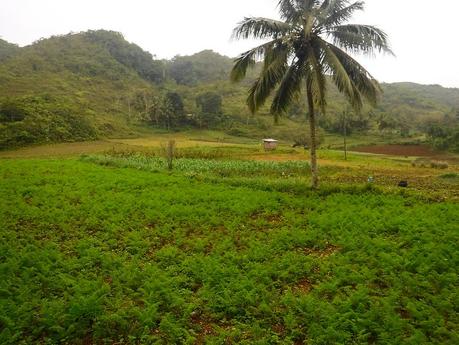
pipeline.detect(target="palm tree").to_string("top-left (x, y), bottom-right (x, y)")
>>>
top-left (231, 0), bottom-right (392, 188)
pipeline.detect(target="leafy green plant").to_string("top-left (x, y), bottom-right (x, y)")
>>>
top-left (0, 159), bottom-right (458, 344)
top-left (83, 154), bottom-right (311, 178)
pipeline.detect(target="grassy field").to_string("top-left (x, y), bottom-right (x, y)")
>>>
top-left (0, 129), bottom-right (434, 157)
top-left (0, 132), bottom-right (458, 344)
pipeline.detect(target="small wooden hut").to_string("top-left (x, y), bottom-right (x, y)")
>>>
top-left (262, 139), bottom-right (278, 151)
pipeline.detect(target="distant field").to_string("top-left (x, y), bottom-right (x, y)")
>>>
top-left (0, 130), bottom-right (432, 158)
top-left (0, 140), bottom-right (129, 158)
top-left (1, 130), bottom-right (458, 199)
top-left (1, 159), bottom-right (458, 344)
top-left (352, 144), bottom-right (450, 158)
top-left (84, 150), bottom-right (459, 201)
top-left (0, 130), bottom-right (453, 158)
top-left (0, 131), bottom-right (258, 158)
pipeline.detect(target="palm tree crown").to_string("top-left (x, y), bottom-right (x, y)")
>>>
top-left (231, 0), bottom-right (391, 188)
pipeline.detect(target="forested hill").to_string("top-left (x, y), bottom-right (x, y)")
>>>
top-left (0, 30), bottom-right (458, 149)
top-left (0, 30), bottom-right (165, 148)
top-left (0, 39), bottom-right (20, 62)
top-left (168, 50), bottom-right (234, 85)
top-left (381, 82), bottom-right (459, 110)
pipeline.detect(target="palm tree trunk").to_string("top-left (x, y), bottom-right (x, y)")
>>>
top-left (306, 87), bottom-right (319, 189)
top-left (343, 111), bottom-right (347, 161)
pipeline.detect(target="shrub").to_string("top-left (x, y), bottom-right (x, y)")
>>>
top-left (430, 161), bottom-right (449, 169)
top-left (412, 159), bottom-right (448, 169)
top-left (0, 96), bottom-right (98, 149)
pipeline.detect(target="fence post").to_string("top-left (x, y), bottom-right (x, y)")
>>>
top-left (166, 140), bottom-right (175, 171)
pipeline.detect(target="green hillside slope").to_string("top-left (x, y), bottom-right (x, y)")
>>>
top-left (0, 31), bottom-right (161, 148)
top-left (0, 30), bottom-right (458, 150)
top-left (0, 39), bottom-right (20, 62)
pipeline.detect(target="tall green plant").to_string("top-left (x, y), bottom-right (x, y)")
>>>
top-left (231, 0), bottom-right (392, 188)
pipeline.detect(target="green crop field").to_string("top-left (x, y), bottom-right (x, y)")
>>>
top-left (1, 156), bottom-right (458, 344)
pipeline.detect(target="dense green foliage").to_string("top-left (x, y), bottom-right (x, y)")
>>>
top-left (84, 30), bottom-right (165, 84)
top-left (0, 31), bottom-right (157, 149)
top-left (167, 50), bottom-right (233, 86)
top-left (425, 123), bottom-right (459, 153)
top-left (0, 29), bottom-right (458, 150)
top-left (0, 96), bottom-right (97, 147)
top-left (195, 92), bottom-right (223, 128)
top-left (0, 39), bottom-right (20, 62)
top-left (0, 159), bottom-right (457, 344)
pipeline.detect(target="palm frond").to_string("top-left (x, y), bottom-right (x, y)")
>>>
top-left (232, 17), bottom-right (292, 40)
top-left (328, 43), bottom-right (381, 107)
top-left (270, 56), bottom-right (307, 120)
top-left (247, 43), bottom-right (290, 114)
top-left (297, 0), bottom-right (322, 11)
top-left (319, 1), bottom-right (364, 28)
top-left (307, 42), bottom-right (327, 114)
top-left (232, 0), bottom-right (389, 119)
top-left (328, 24), bottom-right (393, 55)
top-left (230, 40), bottom-right (279, 82)
top-left (319, 0), bottom-right (332, 10)
top-left (277, 0), bottom-right (302, 23)
top-left (317, 37), bottom-right (359, 108)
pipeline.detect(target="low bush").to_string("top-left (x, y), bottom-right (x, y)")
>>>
top-left (412, 158), bottom-right (449, 169)
top-left (430, 160), bottom-right (449, 169)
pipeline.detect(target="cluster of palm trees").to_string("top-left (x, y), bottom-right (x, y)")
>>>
top-left (231, 0), bottom-right (392, 188)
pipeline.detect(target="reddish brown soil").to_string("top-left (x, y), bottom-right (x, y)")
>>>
top-left (301, 244), bottom-right (341, 258)
top-left (191, 313), bottom-right (216, 344)
top-left (272, 323), bottom-right (286, 335)
top-left (293, 278), bottom-right (313, 294)
top-left (351, 144), bottom-right (439, 157)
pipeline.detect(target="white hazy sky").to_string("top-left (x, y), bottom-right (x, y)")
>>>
top-left (0, 0), bottom-right (458, 87)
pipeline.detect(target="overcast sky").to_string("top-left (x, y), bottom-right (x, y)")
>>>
top-left (0, 0), bottom-right (458, 87)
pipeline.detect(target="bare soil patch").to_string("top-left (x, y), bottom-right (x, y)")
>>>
top-left (293, 278), bottom-right (313, 294)
top-left (351, 144), bottom-right (442, 157)
top-left (191, 315), bottom-right (215, 345)
top-left (300, 244), bottom-right (341, 258)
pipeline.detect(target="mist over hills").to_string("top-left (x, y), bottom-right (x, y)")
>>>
top-left (0, 30), bottom-right (458, 149)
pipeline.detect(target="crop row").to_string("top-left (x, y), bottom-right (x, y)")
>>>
top-left (82, 154), bottom-right (311, 177)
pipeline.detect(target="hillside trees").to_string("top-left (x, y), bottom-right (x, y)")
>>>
top-left (376, 113), bottom-right (398, 134)
top-left (423, 114), bottom-right (459, 152)
top-left (426, 124), bottom-right (459, 152)
top-left (0, 96), bottom-right (96, 148)
top-left (168, 50), bottom-right (233, 85)
top-left (1, 29), bottom-right (459, 150)
top-left (0, 39), bottom-right (20, 62)
top-left (0, 99), bottom-right (27, 122)
top-left (195, 92), bottom-right (223, 128)
top-left (0, 31), bottom-right (170, 148)
top-left (319, 109), bottom-right (371, 134)
top-left (169, 59), bottom-right (195, 85)
top-left (84, 30), bottom-right (165, 84)
top-left (145, 91), bottom-right (187, 130)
